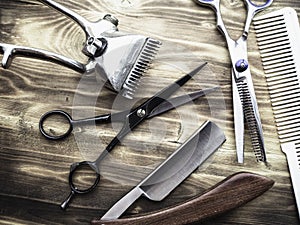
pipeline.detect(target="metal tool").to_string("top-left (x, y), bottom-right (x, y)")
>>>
top-left (92, 172), bottom-right (274, 224)
top-left (0, 0), bottom-right (161, 99)
top-left (39, 87), bottom-right (218, 140)
top-left (254, 7), bottom-right (300, 218)
top-left (193, 0), bottom-right (273, 163)
top-left (48, 63), bottom-right (209, 210)
top-left (99, 120), bottom-right (226, 221)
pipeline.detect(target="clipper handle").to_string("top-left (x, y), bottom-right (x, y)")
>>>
top-left (0, 43), bottom-right (85, 73)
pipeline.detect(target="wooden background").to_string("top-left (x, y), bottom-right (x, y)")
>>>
top-left (0, 0), bottom-right (299, 224)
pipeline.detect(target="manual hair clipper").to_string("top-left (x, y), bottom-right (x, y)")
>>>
top-left (0, 0), bottom-right (161, 99)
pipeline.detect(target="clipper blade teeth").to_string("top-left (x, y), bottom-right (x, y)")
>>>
top-left (122, 38), bottom-right (161, 99)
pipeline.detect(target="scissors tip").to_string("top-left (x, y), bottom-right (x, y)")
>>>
top-left (237, 151), bottom-right (244, 164)
top-left (188, 62), bottom-right (208, 77)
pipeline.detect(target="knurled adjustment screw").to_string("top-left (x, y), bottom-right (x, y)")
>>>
top-left (103, 14), bottom-right (119, 27)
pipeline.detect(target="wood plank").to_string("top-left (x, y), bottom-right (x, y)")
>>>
top-left (0, 0), bottom-right (299, 224)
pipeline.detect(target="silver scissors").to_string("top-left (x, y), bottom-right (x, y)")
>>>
top-left (193, 0), bottom-right (273, 163)
top-left (39, 63), bottom-right (218, 209)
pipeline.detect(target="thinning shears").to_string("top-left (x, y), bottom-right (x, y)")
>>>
top-left (194, 0), bottom-right (273, 163)
top-left (39, 63), bottom-right (216, 209)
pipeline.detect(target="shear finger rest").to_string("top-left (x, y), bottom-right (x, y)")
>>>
top-left (69, 161), bottom-right (101, 194)
top-left (193, 0), bottom-right (219, 10)
top-left (39, 110), bottom-right (73, 140)
top-left (60, 161), bottom-right (101, 210)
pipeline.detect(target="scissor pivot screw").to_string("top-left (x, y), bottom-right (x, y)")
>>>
top-left (235, 59), bottom-right (248, 73)
top-left (137, 109), bottom-right (146, 118)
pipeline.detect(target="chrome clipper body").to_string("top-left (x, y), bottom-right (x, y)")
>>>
top-left (0, 0), bottom-right (161, 99)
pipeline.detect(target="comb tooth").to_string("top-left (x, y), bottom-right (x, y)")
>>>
top-left (271, 92), bottom-right (300, 104)
top-left (258, 40), bottom-right (290, 51)
top-left (271, 95), bottom-right (299, 107)
top-left (265, 68), bottom-right (296, 78)
top-left (279, 130), bottom-right (300, 139)
top-left (254, 18), bottom-right (285, 29)
top-left (278, 126), bottom-right (300, 136)
top-left (253, 14), bottom-right (284, 25)
top-left (273, 101), bottom-right (299, 111)
top-left (277, 119), bottom-right (300, 131)
top-left (274, 106), bottom-right (300, 120)
top-left (270, 89), bottom-right (300, 99)
top-left (262, 53), bottom-right (293, 66)
top-left (263, 60), bottom-right (294, 70)
top-left (264, 64), bottom-right (295, 75)
top-left (260, 44), bottom-right (291, 54)
top-left (260, 48), bottom-right (291, 59)
top-left (279, 136), bottom-right (300, 143)
top-left (267, 76), bottom-right (298, 87)
top-left (276, 112), bottom-right (300, 123)
top-left (255, 23), bottom-right (287, 35)
top-left (256, 28), bottom-right (287, 39)
top-left (275, 109), bottom-right (300, 120)
top-left (257, 32), bottom-right (288, 42)
top-left (122, 38), bottom-right (161, 99)
top-left (267, 73), bottom-right (297, 83)
top-left (266, 72), bottom-right (297, 82)
top-left (268, 81), bottom-right (298, 94)
top-left (258, 36), bottom-right (289, 47)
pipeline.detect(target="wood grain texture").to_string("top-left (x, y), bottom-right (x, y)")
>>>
top-left (0, 0), bottom-right (299, 224)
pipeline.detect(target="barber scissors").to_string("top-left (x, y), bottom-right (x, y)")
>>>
top-left (193, 0), bottom-right (273, 163)
top-left (39, 63), bottom-right (216, 209)
top-left (40, 88), bottom-right (217, 141)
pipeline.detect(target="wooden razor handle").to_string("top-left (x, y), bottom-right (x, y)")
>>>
top-left (92, 172), bottom-right (274, 225)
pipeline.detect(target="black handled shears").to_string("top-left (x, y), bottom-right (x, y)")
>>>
top-left (39, 88), bottom-right (217, 140)
top-left (39, 62), bottom-right (216, 209)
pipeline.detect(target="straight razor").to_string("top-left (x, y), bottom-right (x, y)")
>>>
top-left (99, 120), bottom-right (225, 221)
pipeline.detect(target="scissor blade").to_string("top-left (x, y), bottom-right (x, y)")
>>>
top-left (232, 70), bottom-right (245, 163)
top-left (113, 63), bottom-right (208, 143)
top-left (240, 75), bottom-right (266, 162)
top-left (143, 62), bottom-right (207, 114)
top-left (147, 87), bottom-right (219, 118)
